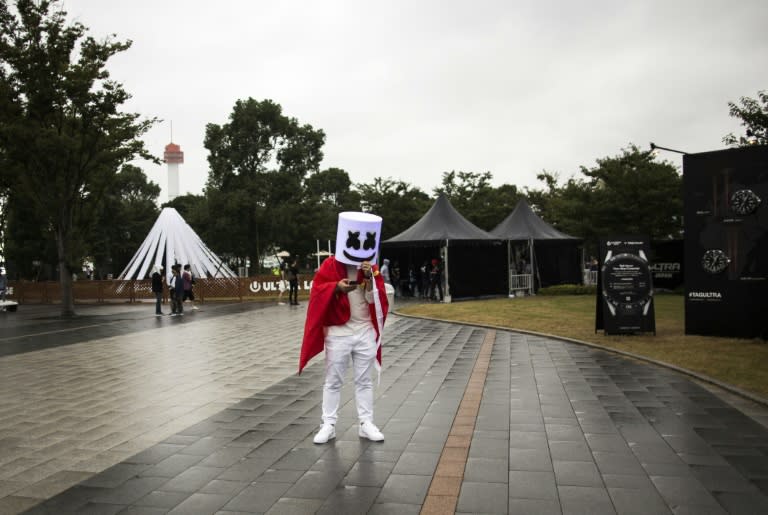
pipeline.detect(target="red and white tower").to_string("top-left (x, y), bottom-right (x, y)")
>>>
top-left (163, 142), bottom-right (184, 201)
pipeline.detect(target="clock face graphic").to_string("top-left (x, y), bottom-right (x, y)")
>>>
top-left (601, 252), bottom-right (653, 316)
top-left (701, 249), bottom-right (730, 274)
top-left (730, 189), bottom-right (761, 215)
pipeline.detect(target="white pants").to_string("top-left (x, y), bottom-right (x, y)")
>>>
top-left (322, 327), bottom-right (377, 425)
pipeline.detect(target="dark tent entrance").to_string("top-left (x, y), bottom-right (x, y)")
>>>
top-left (382, 194), bottom-right (507, 301)
top-left (530, 240), bottom-right (583, 287)
top-left (382, 241), bottom-right (507, 300)
top-left (491, 199), bottom-right (583, 294)
top-left (505, 239), bottom-right (583, 293)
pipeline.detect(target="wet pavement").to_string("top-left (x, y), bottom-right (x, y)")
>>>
top-left (0, 301), bottom-right (767, 514)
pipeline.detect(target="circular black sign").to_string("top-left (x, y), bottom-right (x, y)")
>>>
top-left (602, 253), bottom-right (653, 316)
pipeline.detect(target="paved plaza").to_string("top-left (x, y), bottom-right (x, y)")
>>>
top-left (1, 301), bottom-right (768, 514)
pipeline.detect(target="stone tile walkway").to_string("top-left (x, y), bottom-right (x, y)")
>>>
top-left (0, 302), bottom-right (767, 514)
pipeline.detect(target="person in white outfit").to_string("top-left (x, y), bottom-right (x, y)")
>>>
top-left (299, 212), bottom-right (389, 444)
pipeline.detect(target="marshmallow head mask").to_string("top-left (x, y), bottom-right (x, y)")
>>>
top-left (335, 212), bottom-right (383, 266)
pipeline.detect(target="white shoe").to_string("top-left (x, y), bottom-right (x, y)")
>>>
top-left (313, 424), bottom-right (336, 444)
top-left (359, 421), bottom-right (384, 441)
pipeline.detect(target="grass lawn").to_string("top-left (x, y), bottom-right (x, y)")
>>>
top-left (397, 294), bottom-right (768, 399)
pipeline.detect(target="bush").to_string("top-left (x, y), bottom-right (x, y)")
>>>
top-left (538, 284), bottom-right (597, 296)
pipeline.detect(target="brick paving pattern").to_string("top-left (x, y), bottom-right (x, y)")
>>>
top-left (0, 302), bottom-right (767, 514)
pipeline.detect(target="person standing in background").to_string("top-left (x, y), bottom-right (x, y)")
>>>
top-left (429, 258), bottom-right (443, 302)
top-left (182, 264), bottom-right (198, 310)
top-left (168, 265), bottom-right (184, 316)
top-left (408, 264), bottom-right (418, 297)
top-left (288, 257), bottom-right (300, 305)
top-left (380, 259), bottom-right (391, 288)
top-left (420, 261), bottom-right (430, 299)
top-left (151, 266), bottom-right (164, 316)
top-left (174, 266), bottom-right (185, 316)
top-left (277, 258), bottom-right (288, 305)
top-left (391, 261), bottom-right (400, 298)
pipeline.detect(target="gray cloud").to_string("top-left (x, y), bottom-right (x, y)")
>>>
top-left (62, 0), bottom-right (767, 201)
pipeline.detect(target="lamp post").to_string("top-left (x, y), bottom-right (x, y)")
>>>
top-left (649, 142), bottom-right (688, 155)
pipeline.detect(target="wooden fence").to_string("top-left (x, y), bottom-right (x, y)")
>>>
top-left (5, 275), bottom-right (316, 304)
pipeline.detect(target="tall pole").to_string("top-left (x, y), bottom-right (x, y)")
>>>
top-left (529, 237), bottom-right (534, 296)
top-left (443, 239), bottom-right (451, 303)
top-left (507, 239), bottom-right (511, 296)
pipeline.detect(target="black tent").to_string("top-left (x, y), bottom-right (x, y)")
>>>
top-left (490, 199), bottom-right (583, 291)
top-left (382, 194), bottom-right (506, 300)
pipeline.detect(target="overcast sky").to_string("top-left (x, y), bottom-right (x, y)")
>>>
top-left (62, 0), bottom-right (767, 203)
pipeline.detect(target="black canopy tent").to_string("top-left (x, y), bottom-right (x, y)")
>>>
top-left (490, 199), bottom-right (583, 292)
top-left (382, 194), bottom-right (506, 300)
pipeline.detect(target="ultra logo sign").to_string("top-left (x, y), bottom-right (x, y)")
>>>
top-left (249, 280), bottom-right (313, 293)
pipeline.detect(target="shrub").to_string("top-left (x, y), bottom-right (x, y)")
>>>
top-left (538, 284), bottom-right (597, 296)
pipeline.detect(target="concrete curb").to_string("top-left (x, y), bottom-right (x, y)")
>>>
top-left (393, 310), bottom-right (768, 408)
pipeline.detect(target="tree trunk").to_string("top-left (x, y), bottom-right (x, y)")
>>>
top-left (56, 227), bottom-right (76, 318)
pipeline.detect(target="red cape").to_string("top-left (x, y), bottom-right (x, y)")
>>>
top-left (299, 256), bottom-right (389, 374)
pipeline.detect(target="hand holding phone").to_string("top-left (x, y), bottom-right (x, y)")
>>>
top-left (337, 278), bottom-right (358, 293)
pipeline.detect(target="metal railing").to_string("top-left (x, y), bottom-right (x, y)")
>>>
top-left (583, 270), bottom-right (598, 285)
top-left (509, 273), bottom-right (532, 296)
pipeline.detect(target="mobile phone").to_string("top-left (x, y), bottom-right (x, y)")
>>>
top-left (348, 280), bottom-right (358, 286)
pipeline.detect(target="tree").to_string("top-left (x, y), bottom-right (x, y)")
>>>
top-left (89, 165), bottom-right (160, 278)
top-left (355, 177), bottom-right (431, 239)
top-left (582, 145), bottom-right (682, 241)
top-left (525, 171), bottom-right (593, 242)
top-left (0, 0), bottom-right (156, 315)
top-left (2, 192), bottom-right (57, 279)
top-left (203, 98), bottom-right (325, 273)
top-left (296, 167), bottom-right (361, 260)
top-left (525, 145), bottom-right (683, 255)
top-left (304, 167), bottom-right (359, 209)
top-left (434, 170), bottom-right (522, 230)
top-left (164, 193), bottom-right (208, 222)
top-left (723, 90), bottom-right (768, 146)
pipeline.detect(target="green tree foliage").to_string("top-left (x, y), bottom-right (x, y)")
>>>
top-left (355, 177), bottom-right (431, 240)
top-left (723, 90), bottom-right (768, 146)
top-left (526, 145), bottom-right (682, 254)
top-left (525, 171), bottom-right (593, 240)
top-left (164, 193), bottom-right (208, 223)
top-left (434, 171), bottom-right (522, 230)
top-left (297, 167), bottom-right (361, 259)
top-left (203, 98), bottom-right (325, 273)
top-left (0, 0), bottom-right (156, 315)
top-left (582, 145), bottom-right (682, 241)
top-left (89, 165), bottom-right (160, 278)
top-left (2, 194), bottom-right (57, 280)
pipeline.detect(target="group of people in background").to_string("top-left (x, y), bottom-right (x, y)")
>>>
top-left (150, 263), bottom-right (197, 316)
top-left (380, 258), bottom-right (444, 302)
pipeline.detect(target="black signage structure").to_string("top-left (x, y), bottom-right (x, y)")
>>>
top-left (650, 240), bottom-right (684, 291)
top-left (683, 146), bottom-right (768, 338)
top-left (595, 237), bottom-right (656, 335)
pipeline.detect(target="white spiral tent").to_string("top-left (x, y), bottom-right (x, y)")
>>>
top-left (118, 207), bottom-right (237, 280)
